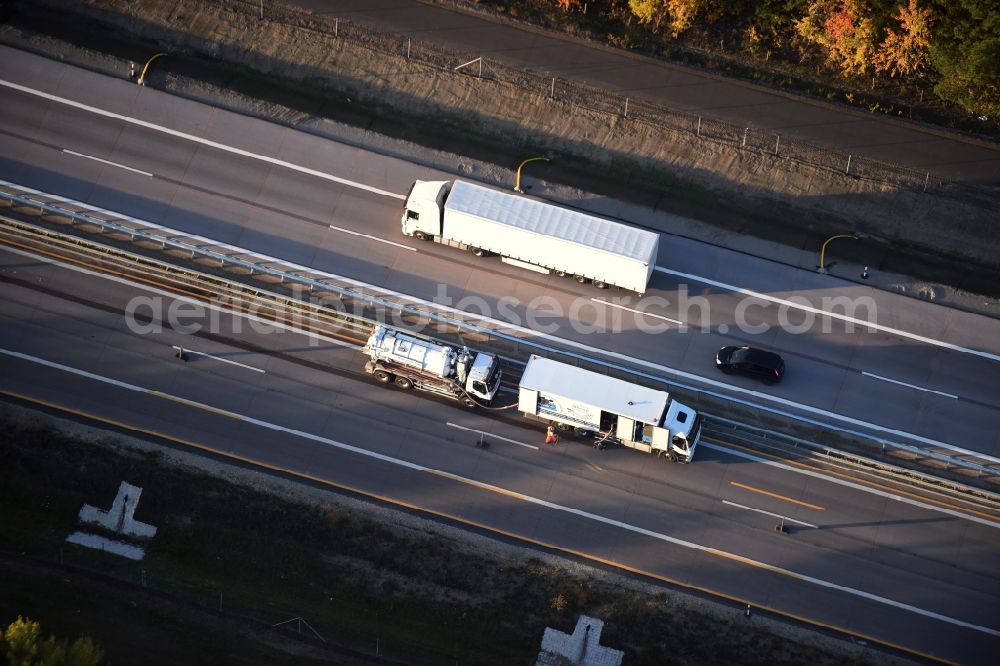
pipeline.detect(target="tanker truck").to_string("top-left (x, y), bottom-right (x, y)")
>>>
top-left (364, 325), bottom-right (502, 407)
top-left (400, 179), bottom-right (659, 294)
top-left (517, 355), bottom-right (701, 462)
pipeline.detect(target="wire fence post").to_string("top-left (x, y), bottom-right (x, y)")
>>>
top-left (845, 154), bottom-right (852, 175)
top-left (923, 172), bottom-right (929, 192)
top-left (246, 11), bottom-right (946, 194)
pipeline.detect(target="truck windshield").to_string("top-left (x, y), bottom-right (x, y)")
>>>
top-left (486, 363), bottom-right (502, 392)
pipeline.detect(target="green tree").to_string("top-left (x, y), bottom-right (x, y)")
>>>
top-left (628, 0), bottom-right (705, 35)
top-left (629, 0), bottom-right (669, 31)
top-left (874, 0), bottom-right (935, 78)
top-left (0, 616), bottom-right (104, 666)
top-left (928, 0), bottom-right (1000, 117)
top-left (65, 637), bottom-right (103, 666)
top-left (753, 0), bottom-right (812, 47)
top-left (932, 38), bottom-right (1000, 117)
top-left (2, 616), bottom-right (41, 666)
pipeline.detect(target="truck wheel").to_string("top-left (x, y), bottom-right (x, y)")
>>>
top-left (555, 422), bottom-right (572, 432)
top-left (373, 369), bottom-right (392, 383)
top-left (555, 270), bottom-right (567, 277)
top-left (593, 280), bottom-right (608, 289)
top-left (574, 427), bottom-right (594, 437)
top-left (414, 231), bottom-right (428, 241)
top-left (471, 247), bottom-right (486, 257)
top-left (394, 376), bottom-right (414, 389)
top-left (462, 397), bottom-right (477, 408)
top-left (574, 274), bottom-right (587, 284)
top-left (668, 451), bottom-right (679, 463)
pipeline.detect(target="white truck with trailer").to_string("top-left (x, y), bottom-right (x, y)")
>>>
top-left (517, 355), bottom-right (701, 462)
top-left (401, 179), bottom-right (659, 294)
top-left (364, 325), bottom-right (502, 407)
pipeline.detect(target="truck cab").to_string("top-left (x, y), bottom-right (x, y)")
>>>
top-left (466, 352), bottom-right (502, 401)
top-left (401, 180), bottom-right (449, 240)
top-left (656, 400), bottom-right (701, 463)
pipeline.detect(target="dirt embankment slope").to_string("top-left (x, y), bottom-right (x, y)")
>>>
top-left (5, 0), bottom-right (999, 290)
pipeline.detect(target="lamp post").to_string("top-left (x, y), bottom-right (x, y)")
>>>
top-left (818, 234), bottom-right (858, 274)
top-left (137, 53), bottom-right (168, 86)
top-left (514, 156), bottom-right (550, 193)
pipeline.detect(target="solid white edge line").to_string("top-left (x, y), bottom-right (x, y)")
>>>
top-left (62, 149), bottom-right (153, 177)
top-left (654, 266), bottom-right (1000, 363)
top-left (2, 347), bottom-right (996, 637)
top-left (1, 79), bottom-right (404, 199)
top-left (862, 371), bottom-right (959, 399)
top-left (721, 500), bottom-right (818, 528)
top-left (591, 298), bottom-right (684, 325)
top-left (170, 346), bottom-right (266, 373)
top-left (446, 422), bottom-right (539, 450)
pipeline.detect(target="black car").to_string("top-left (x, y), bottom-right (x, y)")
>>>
top-left (715, 346), bottom-right (785, 384)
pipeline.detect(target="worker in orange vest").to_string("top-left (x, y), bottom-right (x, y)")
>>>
top-left (545, 425), bottom-right (559, 445)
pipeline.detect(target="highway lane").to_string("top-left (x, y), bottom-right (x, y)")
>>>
top-left (295, 0), bottom-right (1000, 185)
top-left (1, 47), bottom-right (998, 463)
top-left (1, 243), bottom-right (998, 663)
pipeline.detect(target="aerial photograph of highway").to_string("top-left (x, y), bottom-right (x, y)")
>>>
top-left (1, 1), bottom-right (997, 664)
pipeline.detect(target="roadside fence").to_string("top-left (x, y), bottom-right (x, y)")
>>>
top-left (223, 0), bottom-right (995, 199)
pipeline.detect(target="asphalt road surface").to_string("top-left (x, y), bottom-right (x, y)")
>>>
top-left (1, 46), bottom-right (1000, 663)
top-left (294, 0), bottom-right (1000, 186)
top-left (2, 245), bottom-right (999, 664)
top-left (1, 46), bottom-right (997, 464)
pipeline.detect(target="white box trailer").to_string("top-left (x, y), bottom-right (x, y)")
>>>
top-left (517, 355), bottom-right (700, 462)
top-left (401, 180), bottom-right (659, 294)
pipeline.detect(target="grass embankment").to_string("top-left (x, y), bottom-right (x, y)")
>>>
top-left (0, 407), bottom-right (887, 665)
top-left (0, 412), bottom-right (536, 664)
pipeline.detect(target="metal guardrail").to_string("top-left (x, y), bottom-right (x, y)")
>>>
top-left (215, 0), bottom-right (996, 200)
top-left (704, 417), bottom-right (1000, 506)
top-left (2, 181), bottom-right (998, 493)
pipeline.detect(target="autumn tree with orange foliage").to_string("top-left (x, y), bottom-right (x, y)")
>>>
top-left (873, 0), bottom-right (935, 79)
top-left (519, 0), bottom-right (998, 119)
top-left (796, 0), bottom-right (877, 76)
